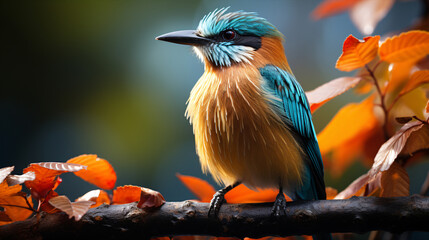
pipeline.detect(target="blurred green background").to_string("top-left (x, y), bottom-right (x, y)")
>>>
top-left (1, 0), bottom-right (427, 211)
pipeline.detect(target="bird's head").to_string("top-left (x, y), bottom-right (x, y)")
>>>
top-left (157, 8), bottom-right (288, 69)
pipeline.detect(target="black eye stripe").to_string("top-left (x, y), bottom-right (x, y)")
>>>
top-left (206, 30), bottom-right (262, 50)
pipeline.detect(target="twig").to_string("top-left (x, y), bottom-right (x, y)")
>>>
top-left (365, 65), bottom-right (389, 139)
top-left (0, 196), bottom-right (428, 240)
top-left (0, 204), bottom-right (35, 212)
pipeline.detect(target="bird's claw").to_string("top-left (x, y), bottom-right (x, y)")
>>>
top-left (208, 191), bottom-right (226, 218)
top-left (271, 192), bottom-right (287, 218)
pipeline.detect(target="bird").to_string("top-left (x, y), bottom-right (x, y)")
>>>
top-left (156, 8), bottom-right (330, 240)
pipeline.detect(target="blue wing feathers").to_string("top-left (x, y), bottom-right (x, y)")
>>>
top-left (259, 65), bottom-right (326, 201)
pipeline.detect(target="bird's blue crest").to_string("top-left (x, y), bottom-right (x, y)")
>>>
top-left (197, 7), bottom-right (281, 38)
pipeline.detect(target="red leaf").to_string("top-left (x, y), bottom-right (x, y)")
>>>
top-left (369, 121), bottom-right (424, 178)
top-left (225, 185), bottom-right (290, 203)
top-left (112, 185), bottom-right (165, 208)
top-left (23, 164), bottom-right (64, 200)
top-left (312, 0), bottom-right (363, 20)
top-left (67, 154), bottom-right (117, 190)
top-left (379, 30), bottom-right (429, 63)
top-left (336, 35), bottom-right (380, 72)
top-left (39, 191), bottom-right (59, 213)
top-left (306, 77), bottom-right (362, 113)
top-left (0, 212), bottom-right (12, 222)
top-left (112, 185), bottom-right (142, 204)
top-left (325, 187), bottom-right (338, 200)
top-left (399, 70), bottom-right (429, 96)
top-left (0, 194), bottom-right (33, 224)
top-left (177, 174), bottom-right (216, 202)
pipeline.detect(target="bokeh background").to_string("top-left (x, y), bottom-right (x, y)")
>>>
top-left (2, 0), bottom-right (427, 210)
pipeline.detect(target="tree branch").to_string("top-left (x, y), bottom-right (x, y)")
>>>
top-left (1, 196), bottom-right (428, 240)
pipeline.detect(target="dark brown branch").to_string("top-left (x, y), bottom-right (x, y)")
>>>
top-left (0, 196), bottom-right (428, 240)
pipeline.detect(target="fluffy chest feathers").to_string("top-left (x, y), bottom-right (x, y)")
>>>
top-left (186, 64), bottom-right (305, 190)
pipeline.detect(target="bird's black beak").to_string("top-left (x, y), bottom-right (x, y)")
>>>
top-left (156, 30), bottom-right (212, 46)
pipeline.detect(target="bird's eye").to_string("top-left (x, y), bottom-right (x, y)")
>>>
top-left (221, 30), bottom-right (236, 41)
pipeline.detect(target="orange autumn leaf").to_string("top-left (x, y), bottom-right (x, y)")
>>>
top-left (336, 35), bottom-right (380, 72)
top-left (0, 182), bottom-right (33, 225)
top-left (318, 96), bottom-right (379, 175)
top-left (306, 76), bottom-right (362, 113)
top-left (178, 174), bottom-right (290, 203)
top-left (380, 162), bottom-right (409, 197)
top-left (23, 164), bottom-right (66, 200)
top-left (379, 30), bottom-right (429, 63)
top-left (317, 95), bottom-right (375, 150)
top-left (112, 185), bottom-right (142, 204)
top-left (426, 100), bottom-right (429, 114)
top-left (76, 189), bottom-right (110, 208)
top-left (369, 121), bottom-right (425, 178)
top-left (177, 174), bottom-right (216, 202)
top-left (325, 187), bottom-right (338, 200)
top-left (385, 60), bottom-right (417, 94)
top-left (0, 212), bottom-right (12, 225)
top-left (0, 181), bottom-right (22, 197)
top-left (312, 0), bottom-right (363, 20)
top-left (39, 191), bottom-right (60, 213)
top-left (67, 154), bottom-right (117, 190)
top-left (327, 119), bottom-right (384, 175)
top-left (246, 237), bottom-right (297, 240)
top-left (226, 184), bottom-right (291, 203)
top-left (399, 70), bottom-right (429, 96)
top-left (0, 194), bottom-right (33, 225)
top-left (112, 185), bottom-right (164, 208)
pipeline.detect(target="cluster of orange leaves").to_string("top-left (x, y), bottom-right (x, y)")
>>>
top-left (0, 154), bottom-right (165, 225)
top-left (306, 30), bottom-right (429, 199)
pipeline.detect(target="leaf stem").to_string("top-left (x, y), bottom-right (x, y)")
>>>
top-left (413, 115), bottom-right (428, 124)
top-left (0, 204), bottom-right (36, 212)
top-left (365, 65), bottom-right (389, 139)
top-left (20, 194), bottom-right (35, 212)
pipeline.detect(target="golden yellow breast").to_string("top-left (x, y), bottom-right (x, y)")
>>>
top-left (186, 63), bottom-right (305, 190)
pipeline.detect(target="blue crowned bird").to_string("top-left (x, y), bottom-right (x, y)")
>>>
top-left (156, 8), bottom-right (330, 240)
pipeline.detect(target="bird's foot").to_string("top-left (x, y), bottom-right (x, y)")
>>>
top-left (271, 192), bottom-right (287, 218)
top-left (208, 191), bottom-right (226, 218)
